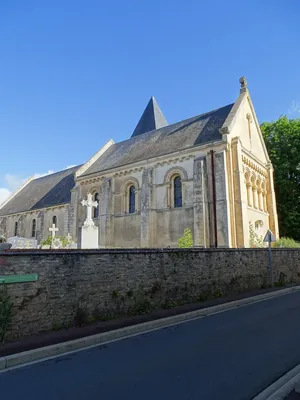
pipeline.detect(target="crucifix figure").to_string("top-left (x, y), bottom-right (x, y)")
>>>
top-left (81, 193), bottom-right (98, 227)
top-left (49, 224), bottom-right (59, 239)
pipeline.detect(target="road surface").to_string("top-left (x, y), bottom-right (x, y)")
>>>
top-left (2, 290), bottom-right (300, 400)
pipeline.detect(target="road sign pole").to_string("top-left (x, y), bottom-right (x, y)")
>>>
top-left (263, 229), bottom-right (276, 288)
top-left (268, 241), bottom-right (274, 287)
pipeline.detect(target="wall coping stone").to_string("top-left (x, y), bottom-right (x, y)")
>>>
top-left (0, 247), bottom-right (300, 256)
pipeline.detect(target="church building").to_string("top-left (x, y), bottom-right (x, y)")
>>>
top-left (0, 78), bottom-right (279, 248)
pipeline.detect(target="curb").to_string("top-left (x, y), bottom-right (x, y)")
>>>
top-left (1, 285), bottom-right (300, 372)
top-left (253, 364), bottom-right (300, 400)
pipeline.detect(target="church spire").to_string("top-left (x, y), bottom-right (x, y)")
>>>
top-left (131, 96), bottom-right (168, 137)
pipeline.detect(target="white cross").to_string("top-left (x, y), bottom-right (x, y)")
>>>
top-left (81, 193), bottom-right (98, 226)
top-left (49, 224), bottom-right (59, 239)
top-left (66, 233), bottom-right (72, 242)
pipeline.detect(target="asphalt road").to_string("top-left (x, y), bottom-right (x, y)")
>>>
top-left (2, 291), bottom-right (300, 400)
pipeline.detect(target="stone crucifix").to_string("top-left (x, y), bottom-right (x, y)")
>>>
top-left (49, 224), bottom-right (59, 239)
top-left (81, 193), bottom-right (98, 227)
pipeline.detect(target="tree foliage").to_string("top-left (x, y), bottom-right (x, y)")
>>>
top-left (178, 228), bottom-right (193, 248)
top-left (261, 117), bottom-right (300, 240)
top-left (273, 237), bottom-right (300, 248)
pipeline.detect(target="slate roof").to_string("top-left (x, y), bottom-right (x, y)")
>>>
top-left (82, 103), bottom-right (234, 177)
top-left (0, 102), bottom-right (234, 216)
top-left (0, 166), bottom-right (80, 216)
top-left (131, 97), bottom-right (168, 137)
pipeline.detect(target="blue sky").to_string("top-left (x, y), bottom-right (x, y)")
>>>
top-left (0, 0), bottom-right (299, 203)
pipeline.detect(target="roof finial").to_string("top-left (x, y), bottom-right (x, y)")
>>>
top-left (239, 76), bottom-right (248, 93)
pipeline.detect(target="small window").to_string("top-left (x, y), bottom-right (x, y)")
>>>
top-left (93, 193), bottom-right (99, 218)
top-left (14, 221), bottom-right (18, 236)
top-left (31, 219), bottom-right (36, 238)
top-left (174, 176), bottom-right (182, 208)
top-left (128, 186), bottom-right (135, 214)
top-left (52, 215), bottom-right (57, 226)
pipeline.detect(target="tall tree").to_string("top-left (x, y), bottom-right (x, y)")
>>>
top-left (261, 117), bottom-right (300, 240)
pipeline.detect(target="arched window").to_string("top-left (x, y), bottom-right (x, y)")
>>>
top-left (31, 219), bottom-right (36, 238)
top-left (173, 176), bottom-right (182, 208)
top-left (14, 221), bottom-right (18, 237)
top-left (128, 185), bottom-right (136, 214)
top-left (52, 215), bottom-right (57, 226)
top-left (93, 192), bottom-right (99, 218)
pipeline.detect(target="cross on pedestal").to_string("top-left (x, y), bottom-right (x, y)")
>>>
top-left (81, 193), bottom-right (98, 227)
top-left (66, 233), bottom-right (72, 242)
top-left (49, 224), bottom-right (59, 239)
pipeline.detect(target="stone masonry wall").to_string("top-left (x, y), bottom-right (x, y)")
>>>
top-left (0, 248), bottom-right (299, 341)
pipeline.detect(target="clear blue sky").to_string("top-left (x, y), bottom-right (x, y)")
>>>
top-left (0, 0), bottom-right (299, 201)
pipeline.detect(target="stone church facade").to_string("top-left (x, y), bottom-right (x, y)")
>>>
top-left (0, 78), bottom-right (279, 248)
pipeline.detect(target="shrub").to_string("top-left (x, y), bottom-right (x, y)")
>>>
top-left (178, 228), bottom-right (193, 248)
top-left (273, 237), bottom-right (300, 248)
top-left (40, 235), bottom-right (73, 248)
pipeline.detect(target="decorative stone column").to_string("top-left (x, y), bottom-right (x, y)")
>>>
top-left (70, 185), bottom-right (80, 243)
top-left (99, 178), bottom-right (113, 247)
top-left (140, 167), bottom-right (154, 247)
top-left (258, 189), bottom-right (263, 211)
top-left (246, 183), bottom-right (252, 207)
top-left (231, 137), bottom-right (249, 247)
top-left (36, 211), bottom-right (45, 244)
top-left (212, 150), bottom-right (232, 247)
top-left (253, 185), bottom-right (258, 209)
top-left (193, 156), bottom-right (209, 247)
top-left (263, 191), bottom-right (268, 212)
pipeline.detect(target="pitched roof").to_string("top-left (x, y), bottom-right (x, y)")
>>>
top-left (0, 166), bottom-right (80, 216)
top-left (131, 97), bottom-right (168, 137)
top-left (81, 103), bottom-right (234, 177)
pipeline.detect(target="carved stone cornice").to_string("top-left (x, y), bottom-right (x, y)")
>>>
top-left (154, 154), bottom-right (194, 168)
top-left (80, 176), bottom-right (106, 186)
top-left (113, 166), bottom-right (144, 178)
top-left (242, 155), bottom-right (267, 177)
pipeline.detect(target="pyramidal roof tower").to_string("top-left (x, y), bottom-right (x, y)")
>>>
top-left (131, 96), bottom-right (168, 137)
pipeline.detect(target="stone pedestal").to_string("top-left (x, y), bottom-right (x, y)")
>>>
top-left (81, 224), bottom-right (99, 249)
top-left (80, 192), bottom-right (99, 249)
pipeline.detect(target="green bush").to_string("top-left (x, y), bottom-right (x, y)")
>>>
top-left (178, 228), bottom-right (193, 248)
top-left (40, 235), bottom-right (73, 248)
top-left (273, 237), bottom-right (300, 248)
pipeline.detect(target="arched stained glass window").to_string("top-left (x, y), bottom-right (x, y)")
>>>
top-left (129, 186), bottom-right (135, 214)
top-left (93, 192), bottom-right (99, 218)
top-left (52, 216), bottom-right (57, 226)
top-left (32, 219), bottom-right (36, 237)
top-left (14, 221), bottom-right (18, 237)
top-left (173, 176), bottom-right (182, 208)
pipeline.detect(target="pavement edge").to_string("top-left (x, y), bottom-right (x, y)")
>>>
top-left (252, 364), bottom-right (300, 400)
top-left (1, 285), bottom-right (300, 371)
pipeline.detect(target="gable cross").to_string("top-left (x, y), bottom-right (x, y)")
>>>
top-left (81, 193), bottom-right (98, 226)
top-left (49, 224), bottom-right (59, 239)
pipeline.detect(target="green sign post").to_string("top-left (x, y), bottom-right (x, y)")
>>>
top-left (0, 274), bottom-right (38, 284)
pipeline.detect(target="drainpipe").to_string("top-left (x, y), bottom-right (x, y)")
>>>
top-left (210, 150), bottom-right (218, 248)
